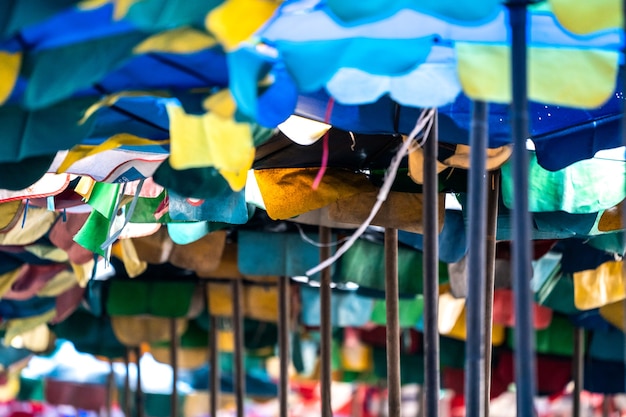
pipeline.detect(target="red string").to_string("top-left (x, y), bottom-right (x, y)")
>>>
top-left (312, 97), bottom-right (334, 190)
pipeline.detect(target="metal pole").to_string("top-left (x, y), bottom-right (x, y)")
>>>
top-left (465, 100), bottom-right (489, 417)
top-left (319, 225), bottom-right (333, 417)
top-left (279, 275), bottom-right (291, 417)
top-left (602, 395), bottom-right (610, 417)
top-left (621, 0), bottom-right (626, 410)
top-left (210, 314), bottom-right (219, 417)
top-left (423, 109), bottom-right (440, 417)
top-left (124, 349), bottom-right (131, 417)
top-left (506, 2), bottom-right (536, 416)
top-left (572, 328), bottom-right (584, 417)
top-left (207, 284), bottom-right (220, 417)
top-left (484, 170), bottom-right (500, 415)
top-left (232, 279), bottom-right (246, 417)
top-left (385, 228), bottom-right (401, 417)
top-left (170, 318), bottom-right (179, 417)
top-left (135, 346), bottom-right (144, 417)
top-left (106, 359), bottom-right (114, 417)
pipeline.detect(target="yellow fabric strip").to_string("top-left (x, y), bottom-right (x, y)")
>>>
top-left (8, 323), bottom-right (52, 353)
top-left (112, 316), bottom-right (188, 346)
top-left (71, 259), bottom-right (95, 288)
top-left (4, 310), bottom-right (56, 349)
top-left (74, 176), bottom-right (96, 200)
top-left (134, 27), bottom-right (217, 54)
top-left (24, 244), bottom-right (69, 263)
top-left (0, 207), bottom-right (58, 246)
top-left (112, 238), bottom-right (147, 278)
top-left (549, 0), bottom-right (621, 34)
top-left (205, 0), bottom-right (280, 51)
top-left (38, 270), bottom-right (78, 297)
top-left (456, 44), bottom-right (619, 108)
top-left (254, 168), bottom-right (376, 220)
top-left (0, 268), bottom-right (24, 299)
top-left (0, 52), bottom-right (20, 106)
top-left (599, 300), bottom-right (626, 331)
top-left (167, 103), bottom-right (254, 191)
top-left (573, 260), bottom-right (626, 310)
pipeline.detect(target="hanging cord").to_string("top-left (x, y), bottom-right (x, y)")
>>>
top-left (100, 179), bottom-right (145, 251)
top-left (306, 108), bottom-right (435, 277)
top-left (295, 223), bottom-right (350, 248)
top-left (312, 97), bottom-right (335, 190)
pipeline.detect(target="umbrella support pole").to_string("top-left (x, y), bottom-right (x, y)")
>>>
top-left (319, 225), bottom-right (333, 417)
top-left (465, 100), bottom-right (489, 417)
top-left (573, 327), bottom-right (584, 417)
top-left (423, 109), bottom-right (440, 417)
top-left (106, 358), bottom-right (114, 417)
top-left (124, 350), bottom-right (131, 417)
top-left (484, 170), bottom-right (500, 416)
top-left (385, 228), bottom-right (401, 417)
top-left (279, 275), bottom-right (290, 417)
top-left (602, 395), bottom-right (610, 417)
top-left (170, 318), bottom-right (179, 417)
top-left (135, 346), bottom-right (144, 417)
top-left (207, 284), bottom-right (220, 417)
top-left (232, 279), bottom-right (246, 417)
top-left (507, 2), bottom-right (536, 416)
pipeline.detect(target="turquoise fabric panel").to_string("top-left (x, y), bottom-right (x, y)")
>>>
top-left (502, 152), bottom-right (626, 214)
top-left (238, 230), bottom-right (334, 278)
top-left (300, 285), bottom-right (373, 327)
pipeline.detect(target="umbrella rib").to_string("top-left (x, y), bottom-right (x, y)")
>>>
top-left (148, 53), bottom-right (223, 86)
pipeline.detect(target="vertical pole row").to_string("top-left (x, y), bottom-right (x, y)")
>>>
top-left (484, 170), bottom-right (500, 415)
top-left (385, 228), bottom-right (401, 417)
top-left (279, 275), bottom-right (291, 417)
top-left (232, 279), bottom-right (246, 417)
top-left (507, 2), bottom-right (536, 416)
top-left (465, 101), bottom-right (489, 417)
top-left (319, 225), bottom-right (333, 417)
top-left (422, 109), bottom-right (440, 417)
top-left (572, 328), bottom-right (585, 417)
top-left (170, 318), bottom-right (179, 417)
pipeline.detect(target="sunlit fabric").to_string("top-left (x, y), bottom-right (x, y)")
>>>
top-left (548, 0), bottom-right (621, 35)
top-left (247, 1), bottom-right (621, 109)
top-left (325, 0), bottom-right (501, 23)
top-left (502, 151), bottom-right (626, 214)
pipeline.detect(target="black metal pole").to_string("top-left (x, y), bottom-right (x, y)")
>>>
top-left (319, 225), bottom-right (333, 417)
top-left (170, 318), bottom-right (179, 417)
top-left (423, 109), bottom-right (440, 417)
top-left (210, 313), bottom-right (219, 417)
top-left (106, 359), bottom-right (114, 417)
top-left (124, 349), bottom-right (131, 417)
top-left (135, 346), bottom-right (144, 417)
top-left (206, 283), bottom-right (220, 417)
top-left (506, 2), bottom-right (536, 416)
top-left (572, 328), bottom-right (584, 417)
top-left (385, 228), bottom-right (401, 417)
top-left (232, 279), bottom-right (246, 417)
top-left (279, 275), bottom-right (291, 417)
top-left (465, 101), bottom-right (489, 417)
top-left (484, 170), bottom-right (500, 415)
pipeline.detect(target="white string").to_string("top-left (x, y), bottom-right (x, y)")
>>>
top-left (295, 223), bottom-right (350, 248)
top-left (306, 108), bottom-right (435, 277)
